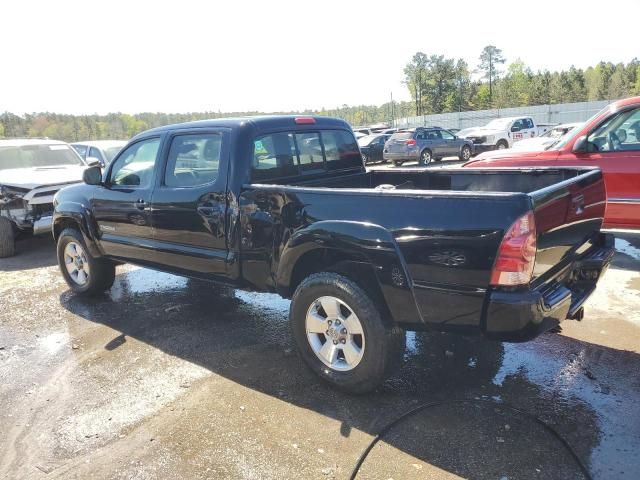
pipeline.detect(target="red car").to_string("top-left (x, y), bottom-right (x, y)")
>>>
top-left (464, 96), bottom-right (640, 229)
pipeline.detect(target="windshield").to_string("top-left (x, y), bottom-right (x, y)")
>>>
top-left (484, 118), bottom-right (512, 130)
top-left (357, 135), bottom-right (378, 146)
top-left (0, 144), bottom-right (83, 171)
top-left (390, 132), bottom-right (414, 141)
top-left (104, 146), bottom-right (123, 162)
top-left (547, 107), bottom-right (611, 150)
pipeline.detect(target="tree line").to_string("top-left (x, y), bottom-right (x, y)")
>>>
top-left (1, 48), bottom-right (639, 142)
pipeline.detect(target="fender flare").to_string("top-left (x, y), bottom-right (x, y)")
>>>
top-left (53, 201), bottom-right (103, 258)
top-left (276, 220), bottom-right (424, 325)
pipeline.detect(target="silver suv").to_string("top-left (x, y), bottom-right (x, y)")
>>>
top-left (383, 127), bottom-right (474, 166)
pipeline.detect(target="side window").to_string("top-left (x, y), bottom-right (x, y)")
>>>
top-left (415, 131), bottom-right (426, 140)
top-left (252, 133), bottom-right (297, 181)
top-left (588, 107), bottom-right (640, 152)
top-left (109, 138), bottom-right (160, 188)
top-left (73, 144), bottom-right (87, 159)
top-left (512, 119), bottom-right (524, 130)
top-left (165, 133), bottom-right (221, 187)
top-left (321, 130), bottom-right (361, 170)
top-left (525, 118), bottom-right (535, 129)
top-left (440, 130), bottom-right (454, 140)
top-left (88, 147), bottom-right (103, 162)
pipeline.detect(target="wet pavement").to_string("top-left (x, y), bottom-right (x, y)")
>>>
top-left (0, 233), bottom-right (639, 479)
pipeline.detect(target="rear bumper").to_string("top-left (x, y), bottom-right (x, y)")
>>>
top-left (483, 233), bottom-right (615, 342)
top-left (383, 151), bottom-right (418, 162)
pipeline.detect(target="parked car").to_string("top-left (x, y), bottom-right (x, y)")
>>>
top-left (460, 117), bottom-right (554, 153)
top-left (71, 140), bottom-right (127, 168)
top-left (510, 123), bottom-right (582, 151)
top-left (53, 115), bottom-right (613, 393)
top-left (383, 127), bottom-right (473, 166)
top-left (358, 133), bottom-right (391, 163)
top-left (463, 96), bottom-right (640, 229)
top-left (0, 139), bottom-right (88, 257)
top-left (352, 127), bottom-right (373, 136)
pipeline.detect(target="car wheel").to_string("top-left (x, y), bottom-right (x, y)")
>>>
top-left (57, 227), bottom-right (116, 295)
top-left (393, 160), bottom-right (404, 167)
top-left (361, 153), bottom-right (368, 164)
top-left (420, 149), bottom-right (432, 165)
top-left (0, 217), bottom-right (16, 258)
top-left (496, 140), bottom-right (508, 150)
top-left (459, 145), bottom-right (472, 161)
top-left (290, 272), bottom-right (405, 394)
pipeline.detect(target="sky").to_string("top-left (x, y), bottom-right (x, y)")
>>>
top-left (1, 0), bottom-right (639, 115)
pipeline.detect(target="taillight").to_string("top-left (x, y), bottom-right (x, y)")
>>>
top-left (294, 117), bottom-right (315, 124)
top-left (490, 211), bottom-right (537, 286)
top-left (405, 139), bottom-right (417, 146)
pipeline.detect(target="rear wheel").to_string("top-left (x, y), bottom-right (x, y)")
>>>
top-left (459, 145), bottom-right (472, 161)
top-left (0, 217), bottom-right (15, 258)
top-left (290, 272), bottom-right (405, 393)
top-left (419, 149), bottom-right (432, 165)
top-left (57, 228), bottom-right (116, 295)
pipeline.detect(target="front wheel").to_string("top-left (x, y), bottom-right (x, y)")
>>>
top-left (57, 227), bottom-right (116, 295)
top-left (0, 217), bottom-right (16, 258)
top-left (496, 140), bottom-right (508, 150)
top-left (459, 145), bottom-right (472, 161)
top-left (290, 272), bottom-right (405, 393)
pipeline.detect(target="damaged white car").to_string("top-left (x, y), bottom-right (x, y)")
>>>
top-left (0, 139), bottom-right (89, 257)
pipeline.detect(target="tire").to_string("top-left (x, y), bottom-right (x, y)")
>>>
top-left (57, 227), bottom-right (115, 295)
top-left (459, 145), bottom-right (472, 161)
top-left (0, 217), bottom-right (16, 258)
top-left (393, 160), bottom-right (404, 167)
top-left (290, 272), bottom-right (405, 394)
top-left (496, 140), bottom-right (508, 150)
top-left (419, 149), bottom-right (432, 165)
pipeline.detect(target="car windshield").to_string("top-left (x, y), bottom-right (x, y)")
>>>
top-left (390, 132), bottom-right (414, 141)
top-left (484, 118), bottom-right (513, 130)
top-left (357, 135), bottom-right (378, 146)
top-left (104, 146), bottom-right (123, 162)
top-left (547, 107), bottom-right (611, 150)
top-left (0, 144), bottom-right (83, 170)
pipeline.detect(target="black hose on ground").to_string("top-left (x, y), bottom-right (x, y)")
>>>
top-left (349, 398), bottom-right (593, 480)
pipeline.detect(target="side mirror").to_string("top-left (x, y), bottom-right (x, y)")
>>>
top-left (83, 166), bottom-right (102, 185)
top-left (572, 135), bottom-right (588, 153)
top-left (86, 156), bottom-right (102, 167)
top-left (511, 126), bottom-right (521, 132)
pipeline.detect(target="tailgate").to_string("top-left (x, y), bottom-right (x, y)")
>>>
top-left (529, 168), bottom-right (607, 285)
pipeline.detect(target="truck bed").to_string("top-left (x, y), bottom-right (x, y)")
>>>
top-left (244, 167), bottom-right (607, 334)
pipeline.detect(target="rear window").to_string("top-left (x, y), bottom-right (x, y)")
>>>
top-left (252, 129), bottom-right (360, 181)
top-left (389, 132), bottom-right (414, 141)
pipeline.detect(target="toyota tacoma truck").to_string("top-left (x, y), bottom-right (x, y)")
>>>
top-left (464, 96), bottom-right (640, 229)
top-left (0, 139), bottom-right (88, 257)
top-left (52, 116), bottom-right (614, 393)
top-left (462, 116), bottom-right (554, 153)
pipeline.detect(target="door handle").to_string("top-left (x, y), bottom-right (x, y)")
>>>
top-left (134, 199), bottom-right (146, 211)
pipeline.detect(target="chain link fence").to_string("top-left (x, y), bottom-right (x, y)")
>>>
top-left (395, 100), bottom-right (612, 130)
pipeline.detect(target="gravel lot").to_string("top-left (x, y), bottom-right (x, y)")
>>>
top-left (0, 232), bottom-right (639, 480)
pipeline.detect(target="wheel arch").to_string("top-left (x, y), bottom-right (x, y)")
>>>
top-left (276, 220), bottom-right (423, 326)
top-left (53, 204), bottom-right (102, 258)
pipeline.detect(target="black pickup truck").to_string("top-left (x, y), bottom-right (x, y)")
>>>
top-left (53, 116), bottom-right (614, 393)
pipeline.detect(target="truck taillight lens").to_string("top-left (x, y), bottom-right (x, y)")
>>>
top-left (490, 211), bottom-right (537, 286)
top-left (405, 139), bottom-right (417, 146)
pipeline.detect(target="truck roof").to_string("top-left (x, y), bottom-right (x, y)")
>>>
top-left (133, 115), bottom-right (352, 141)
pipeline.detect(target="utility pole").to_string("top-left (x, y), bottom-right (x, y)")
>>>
top-left (390, 92), bottom-right (394, 128)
